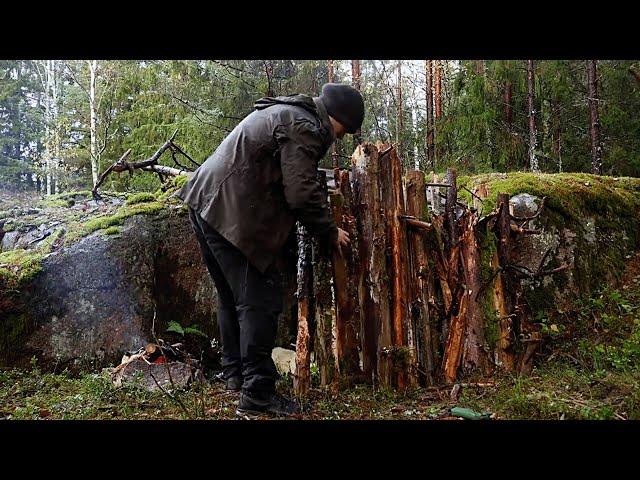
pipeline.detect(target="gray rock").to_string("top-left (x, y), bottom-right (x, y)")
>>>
top-left (510, 193), bottom-right (542, 218)
top-left (1, 231), bottom-right (21, 251)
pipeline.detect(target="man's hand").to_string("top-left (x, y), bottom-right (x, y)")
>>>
top-left (335, 227), bottom-right (351, 257)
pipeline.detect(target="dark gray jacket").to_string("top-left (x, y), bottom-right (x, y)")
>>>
top-left (177, 94), bottom-right (338, 273)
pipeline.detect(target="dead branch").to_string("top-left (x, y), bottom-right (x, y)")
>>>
top-left (510, 224), bottom-right (541, 235)
top-left (92, 129), bottom-right (194, 200)
top-left (398, 215), bottom-right (433, 231)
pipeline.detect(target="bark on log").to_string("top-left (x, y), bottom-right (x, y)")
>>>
top-left (369, 142), bottom-right (394, 387)
top-left (459, 211), bottom-right (488, 374)
top-left (294, 222), bottom-right (314, 395)
top-left (351, 143), bottom-right (381, 380)
top-left (329, 171), bottom-right (361, 379)
top-left (313, 172), bottom-right (336, 387)
top-left (494, 193), bottom-right (515, 371)
top-left (405, 170), bottom-right (435, 385)
top-left (379, 144), bottom-right (416, 389)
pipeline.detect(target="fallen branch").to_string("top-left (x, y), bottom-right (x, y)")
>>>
top-left (92, 130), bottom-right (194, 200)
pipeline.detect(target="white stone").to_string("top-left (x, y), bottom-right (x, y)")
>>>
top-left (272, 347), bottom-right (296, 376)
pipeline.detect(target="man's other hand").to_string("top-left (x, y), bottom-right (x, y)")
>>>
top-left (335, 227), bottom-right (351, 257)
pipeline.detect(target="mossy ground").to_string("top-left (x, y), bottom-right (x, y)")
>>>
top-left (3, 252), bottom-right (640, 420)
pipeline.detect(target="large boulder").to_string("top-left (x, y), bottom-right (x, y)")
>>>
top-left (1, 203), bottom-right (299, 370)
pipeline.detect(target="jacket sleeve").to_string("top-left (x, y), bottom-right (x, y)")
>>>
top-left (275, 119), bottom-right (338, 248)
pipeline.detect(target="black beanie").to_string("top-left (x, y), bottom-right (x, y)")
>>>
top-left (319, 83), bottom-right (365, 134)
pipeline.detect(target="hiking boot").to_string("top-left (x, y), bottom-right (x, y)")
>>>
top-left (236, 391), bottom-right (301, 419)
top-left (214, 372), bottom-right (243, 392)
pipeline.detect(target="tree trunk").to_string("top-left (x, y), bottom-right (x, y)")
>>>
top-left (434, 61), bottom-right (442, 119)
top-left (587, 60), bottom-right (603, 175)
top-left (527, 60), bottom-right (539, 172)
top-left (552, 98), bottom-right (562, 172)
top-left (405, 170), bottom-right (435, 385)
top-left (425, 60), bottom-right (435, 170)
top-left (396, 60), bottom-right (403, 160)
top-left (328, 60), bottom-right (338, 169)
top-left (89, 60), bottom-right (99, 187)
top-left (505, 79), bottom-right (515, 170)
top-left (351, 60), bottom-right (362, 147)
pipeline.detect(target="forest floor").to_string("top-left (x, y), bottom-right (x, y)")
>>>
top-left (2, 254), bottom-right (640, 421)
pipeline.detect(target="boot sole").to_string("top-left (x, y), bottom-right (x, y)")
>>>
top-left (235, 408), bottom-right (270, 420)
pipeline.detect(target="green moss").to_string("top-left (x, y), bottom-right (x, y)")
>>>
top-left (103, 226), bottom-right (121, 236)
top-left (0, 249), bottom-right (44, 291)
top-left (64, 201), bottom-right (166, 246)
top-left (125, 192), bottom-right (157, 205)
top-left (458, 172), bottom-right (640, 225)
top-left (37, 198), bottom-right (72, 208)
top-left (154, 174), bottom-right (190, 202)
top-left (477, 226), bottom-right (500, 349)
top-left (46, 190), bottom-right (92, 201)
top-left (0, 312), bottom-right (29, 357)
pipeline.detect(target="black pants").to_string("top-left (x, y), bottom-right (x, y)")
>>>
top-left (188, 207), bottom-right (282, 394)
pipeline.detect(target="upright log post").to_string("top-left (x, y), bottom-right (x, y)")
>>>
top-left (294, 222), bottom-right (314, 395)
top-left (443, 168), bottom-right (459, 344)
top-left (459, 211), bottom-right (488, 374)
top-left (494, 193), bottom-right (515, 371)
top-left (339, 169), bottom-right (363, 375)
top-left (329, 171), bottom-right (361, 380)
top-left (379, 143), bottom-right (417, 389)
top-left (351, 144), bottom-right (383, 381)
top-left (313, 171), bottom-right (336, 387)
top-left (405, 170), bottom-right (435, 385)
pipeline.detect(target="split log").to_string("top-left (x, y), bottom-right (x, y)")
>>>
top-left (405, 170), bottom-right (436, 385)
top-left (329, 174), bottom-right (361, 379)
top-left (313, 171), bottom-right (336, 387)
top-left (494, 193), bottom-right (515, 371)
top-left (369, 143), bottom-right (394, 387)
top-left (442, 285), bottom-right (468, 384)
top-left (351, 143), bottom-right (382, 380)
top-left (338, 169), bottom-right (362, 376)
top-left (378, 144), bottom-right (416, 389)
top-left (459, 211), bottom-right (488, 374)
top-left (294, 222), bottom-right (314, 396)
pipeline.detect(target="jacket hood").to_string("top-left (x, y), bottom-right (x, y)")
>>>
top-left (254, 94), bottom-right (318, 115)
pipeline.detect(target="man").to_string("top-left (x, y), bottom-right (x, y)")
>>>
top-left (177, 83), bottom-right (365, 418)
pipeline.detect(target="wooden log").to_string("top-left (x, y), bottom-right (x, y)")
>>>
top-left (405, 170), bottom-right (436, 386)
top-left (294, 222), bottom-right (314, 396)
top-left (438, 169), bottom-right (459, 350)
top-left (351, 144), bottom-right (380, 380)
top-left (379, 145), bottom-right (416, 389)
top-left (371, 142), bottom-right (394, 387)
top-left (328, 170), bottom-right (361, 380)
top-left (338, 169), bottom-right (362, 376)
top-left (442, 286), bottom-right (468, 384)
top-left (430, 215), bottom-right (453, 317)
top-left (494, 193), bottom-right (515, 371)
top-left (313, 171), bottom-right (336, 387)
top-left (459, 211), bottom-right (488, 374)
top-left (445, 168), bottom-right (458, 251)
